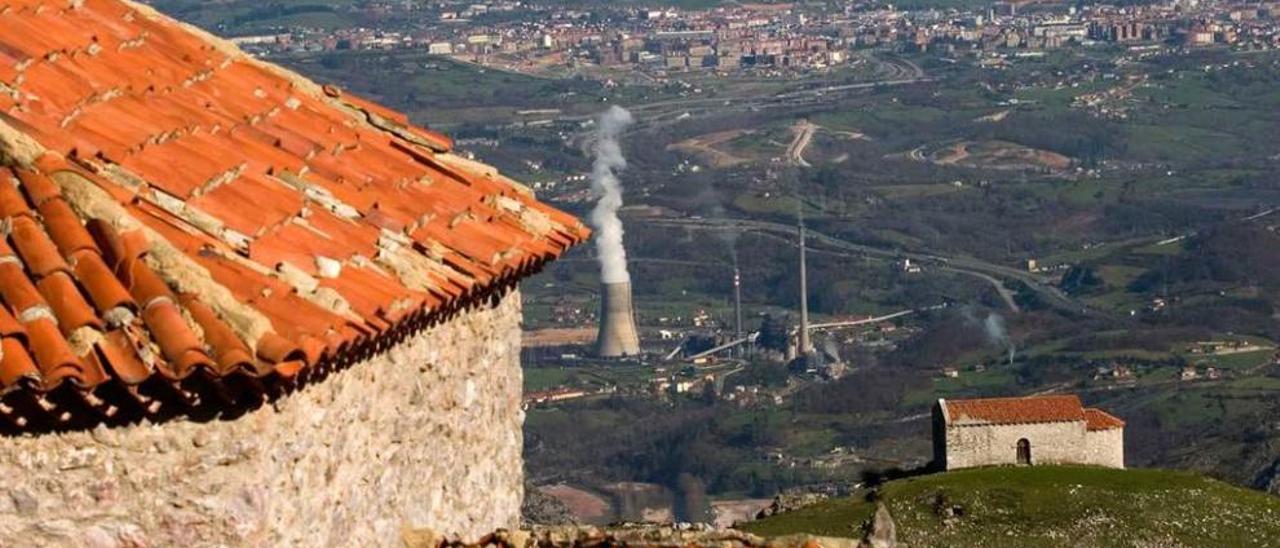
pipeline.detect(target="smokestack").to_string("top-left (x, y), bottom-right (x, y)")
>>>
top-left (597, 281), bottom-right (641, 357)
top-left (733, 266), bottom-right (743, 342)
top-left (798, 220), bottom-right (813, 355)
top-left (733, 266), bottom-right (743, 358)
top-left (588, 106), bottom-right (639, 358)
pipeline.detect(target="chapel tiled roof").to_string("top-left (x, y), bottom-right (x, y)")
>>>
top-left (940, 395), bottom-right (1094, 426)
top-left (1083, 408), bottom-right (1125, 431)
top-left (0, 0), bottom-right (589, 430)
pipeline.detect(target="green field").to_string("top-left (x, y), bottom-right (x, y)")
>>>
top-left (152, 0), bottom-right (360, 31)
top-left (742, 466), bottom-right (1280, 546)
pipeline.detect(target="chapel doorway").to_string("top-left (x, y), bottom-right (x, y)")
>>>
top-left (1016, 438), bottom-right (1032, 465)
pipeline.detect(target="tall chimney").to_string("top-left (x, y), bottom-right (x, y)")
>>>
top-left (733, 267), bottom-right (743, 341)
top-left (596, 281), bottom-right (641, 357)
top-left (798, 220), bottom-right (813, 355)
top-left (733, 266), bottom-right (744, 357)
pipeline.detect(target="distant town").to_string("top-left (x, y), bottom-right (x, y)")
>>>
top-left (225, 0), bottom-right (1280, 77)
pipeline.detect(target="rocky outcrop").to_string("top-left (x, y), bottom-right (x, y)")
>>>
top-left (408, 505), bottom-right (898, 548)
top-left (755, 483), bottom-right (861, 521)
top-left (403, 524), bottom-right (866, 548)
top-left (756, 493), bottom-right (830, 520)
top-left (754, 481), bottom-right (865, 521)
top-left (1252, 458), bottom-right (1280, 495)
top-left (522, 481), bottom-right (578, 527)
top-left (864, 505), bottom-right (897, 548)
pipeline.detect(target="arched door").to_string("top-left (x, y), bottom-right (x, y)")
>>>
top-left (1016, 438), bottom-right (1032, 465)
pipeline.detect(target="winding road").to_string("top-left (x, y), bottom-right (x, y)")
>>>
top-left (786, 120), bottom-right (818, 167)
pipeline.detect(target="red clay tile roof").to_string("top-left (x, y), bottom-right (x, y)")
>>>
top-left (940, 395), bottom-right (1091, 426)
top-left (1084, 408), bottom-right (1125, 431)
top-left (0, 0), bottom-right (588, 430)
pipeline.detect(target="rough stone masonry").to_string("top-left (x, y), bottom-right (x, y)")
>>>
top-left (0, 290), bottom-right (526, 548)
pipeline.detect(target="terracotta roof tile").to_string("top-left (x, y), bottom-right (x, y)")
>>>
top-left (180, 296), bottom-right (255, 376)
top-left (1084, 408), bottom-right (1125, 431)
top-left (71, 252), bottom-right (136, 314)
top-left (0, 337), bottom-right (40, 391)
top-left (117, 253), bottom-right (175, 309)
top-left (0, 261), bottom-right (48, 316)
top-left (0, 0), bottom-right (588, 430)
top-left (140, 300), bottom-right (213, 378)
top-left (0, 306), bottom-right (25, 342)
top-left (941, 395), bottom-right (1088, 426)
top-left (187, 172), bottom-right (303, 237)
top-left (95, 330), bottom-right (154, 385)
top-left (23, 317), bottom-right (84, 390)
top-left (0, 174), bottom-right (33, 218)
top-left (36, 271), bottom-right (103, 334)
top-left (255, 332), bottom-right (306, 368)
top-left (245, 288), bottom-right (346, 343)
top-left (39, 198), bottom-right (99, 257)
top-left (9, 215), bottom-right (71, 278)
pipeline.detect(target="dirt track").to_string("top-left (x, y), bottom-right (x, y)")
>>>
top-left (786, 120), bottom-right (818, 167)
top-left (667, 129), bottom-right (753, 168)
top-left (523, 327), bottom-right (596, 347)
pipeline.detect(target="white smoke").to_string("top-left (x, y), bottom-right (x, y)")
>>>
top-left (983, 313), bottom-right (1016, 364)
top-left (589, 106), bottom-right (635, 284)
top-left (822, 338), bottom-right (842, 363)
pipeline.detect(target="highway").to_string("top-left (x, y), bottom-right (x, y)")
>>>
top-left (548, 54), bottom-right (932, 132)
top-left (682, 306), bottom-right (940, 362)
top-left (644, 216), bottom-right (1082, 315)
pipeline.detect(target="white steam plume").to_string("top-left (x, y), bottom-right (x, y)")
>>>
top-left (589, 106), bottom-right (635, 284)
top-left (984, 313), bottom-right (1016, 364)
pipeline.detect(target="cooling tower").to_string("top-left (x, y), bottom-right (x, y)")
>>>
top-left (596, 281), bottom-right (641, 357)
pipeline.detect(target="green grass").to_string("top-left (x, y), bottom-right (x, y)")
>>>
top-left (1226, 376), bottom-right (1280, 391)
top-left (745, 497), bottom-right (876, 538)
top-left (1095, 264), bottom-right (1146, 288)
top-left (1202, 349), bottom-right (1275, 370)
top-left (932, 368), bottom-right (1016, 395)
top-left (523, 364), bottom-right (660, 392)
top-left (1015, 81), bottom-right (1111, 109)
top-left (155, 0), bottom-right (359, 31)
top-left (1126, 124), bottom-right (1247, 165)
top-left (900, 368), bottom-right (1016, 410)
top-left (741, 466), bottom-right (1280, 546)
top-left (1147, 390), bottom-right (1228, 429)
top-left (524, 367), bottom-right (577, 391)
top-left (733, 193), bottom-right (802, 216)
top-left (871, 183), bottom-right (966, 199)
top-left (1132, 241), bottom-right (1184, 256)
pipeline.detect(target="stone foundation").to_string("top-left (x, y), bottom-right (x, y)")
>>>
top-left (0, 290), bottom-right (525, 547)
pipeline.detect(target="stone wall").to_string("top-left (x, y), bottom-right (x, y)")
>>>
top-left (942, 421), bottom-right (1123, 470)
top-left (1082, 428), bottom-right (1125, 469)
top-left (0, 290), bottom-right (526, 548)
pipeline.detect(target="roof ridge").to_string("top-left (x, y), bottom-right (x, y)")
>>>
top-left (940, 394), bottom-right (1096, 427)
top-left (1083, 407), bottom-right (1126, 430)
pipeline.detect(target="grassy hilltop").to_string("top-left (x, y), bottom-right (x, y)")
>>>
top-left (742, 466), bottom-right (1280, 547)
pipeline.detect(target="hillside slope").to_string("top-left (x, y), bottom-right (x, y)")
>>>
top-left (741, 467), bottom-right (1280, 547)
